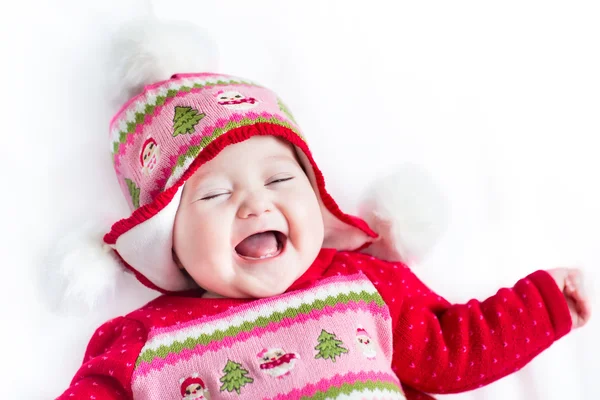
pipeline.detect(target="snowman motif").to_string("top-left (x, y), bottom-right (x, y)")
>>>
top-left (179, 373), bottom-right (210, 400)
top-left (257, 347), bottom-right (299, 378)
top-left (140, 137), bottom-right (161, 176)
top-left (215, 90), bottom-right (259, 110)
top-left (355, 326), bottom-right (377, 359)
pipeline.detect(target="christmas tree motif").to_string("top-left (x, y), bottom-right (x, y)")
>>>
top-left (172, 106), bottom-right (206, 136)
top-left (314, 329), bottom-right (348, 362)
top-left (219, 359), bottom-right (254, 395)
top-left (277, 97), bottom-right (297, 124)
top-left (125, 178), bottom-right (140, 209)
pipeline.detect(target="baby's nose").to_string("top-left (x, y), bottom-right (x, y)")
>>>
top-left (237, 194), bottom-right (272, 219)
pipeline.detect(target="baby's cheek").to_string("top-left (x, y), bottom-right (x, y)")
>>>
top-left (177, 210), bottom-right (220, 259)
top-left (197, 215), bottom-right (230, 251)
top-left (290, 203), bottom-right (323, 240)
top-left (290, 185), bottom-right (322, 219)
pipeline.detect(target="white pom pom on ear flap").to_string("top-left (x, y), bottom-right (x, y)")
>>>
top-left (359, 164), bottom-right (449, 265)
top-left (108, 17), bottom-right (220, 107)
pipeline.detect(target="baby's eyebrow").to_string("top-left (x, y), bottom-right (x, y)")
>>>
top-left (187, 175), bottom-right (224, 191)
top-left (187, 165), bottom-right (219, 186)
top-left (184, 172), bottom-right (222, 197)
top-left (263, 154), bottom-right (298, 165)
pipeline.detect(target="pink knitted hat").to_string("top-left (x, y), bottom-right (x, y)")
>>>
top-left (54, 19), bottom-right (447, 307)
top-left (105, 71), bottom-right (377, 293)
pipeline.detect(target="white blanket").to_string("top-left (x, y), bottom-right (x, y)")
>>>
top-left (2, 1), bottom-right (598, 399)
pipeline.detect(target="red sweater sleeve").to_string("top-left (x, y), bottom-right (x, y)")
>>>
top-left (56, 316), bottom-right (147, 400)
top-left (346, 253), bottom-right (573, 394)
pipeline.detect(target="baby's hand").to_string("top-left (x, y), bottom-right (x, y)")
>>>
top-left (546, 268), bottom-right (592, 329)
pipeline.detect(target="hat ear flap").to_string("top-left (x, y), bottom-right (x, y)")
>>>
top-left (293, 147), bottom-right (377, 251)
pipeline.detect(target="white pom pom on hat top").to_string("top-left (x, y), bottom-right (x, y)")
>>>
top-left (108, 17), bottom-right (220, 108)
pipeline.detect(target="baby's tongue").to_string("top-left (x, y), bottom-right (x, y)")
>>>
top-left (236, 232), bottom-right (278, 258)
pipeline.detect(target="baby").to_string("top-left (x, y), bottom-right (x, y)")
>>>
top-left (57, 21), bottom-right (591, 400)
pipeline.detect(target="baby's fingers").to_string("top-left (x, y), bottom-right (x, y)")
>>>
top-left (565, 269), bottom-right (585, 296)
top-left (570, 294), bottom-right (592, 328)
top-left (577, 296), bottom-right (592, 326)
top-left (565, 269), bottom-right (592, 328)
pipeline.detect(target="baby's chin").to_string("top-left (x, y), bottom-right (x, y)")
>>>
top-left (222, 261), bottom-right (308, 298)
top-left (205, 280), bottom-right (292, 299)
top-left (225, 248), bottom-right (312, 297)
top-left (233, 269), bottom-right (303, 298)
top-left (190, 245), bottom-right (318, 299)
top-left (240, 284), bottom-right (290, 299)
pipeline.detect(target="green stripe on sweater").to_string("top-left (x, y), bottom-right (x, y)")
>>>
top-left (302, 379), bottom-right (402, 400)
top-left (136, 291), bottom-right (385, 366)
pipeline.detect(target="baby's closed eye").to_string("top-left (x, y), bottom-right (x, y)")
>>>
top-left (266, 176), bottom-right (294, 185)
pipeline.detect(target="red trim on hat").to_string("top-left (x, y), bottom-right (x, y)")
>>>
top-left (112, 250), bottom-right (174, 294)
top-left (104, 123), bottom-right (377, 291)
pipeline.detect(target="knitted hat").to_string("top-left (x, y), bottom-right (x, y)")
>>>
top-left (53, 19), bottom-right (448, 307)
top-left (105, 70), bottom-right (378, 293)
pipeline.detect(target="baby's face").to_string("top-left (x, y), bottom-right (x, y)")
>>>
top-left (173, 136), bottom-right (325, 298)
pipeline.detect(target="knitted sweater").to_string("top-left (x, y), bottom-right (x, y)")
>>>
top-left (57, 249), bottom-right (572, 400)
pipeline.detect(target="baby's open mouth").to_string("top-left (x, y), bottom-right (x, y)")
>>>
top-left (235, 231), bottom-right (286, 260)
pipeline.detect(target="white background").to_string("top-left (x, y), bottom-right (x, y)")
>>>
top-left (1, 1), bottom-right (599, 399)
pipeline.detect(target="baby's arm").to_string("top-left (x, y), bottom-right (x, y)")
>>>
top-left (387, 266), bottom-right (572, 395)
top-left (56, 316), bottom-right (146, 400)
